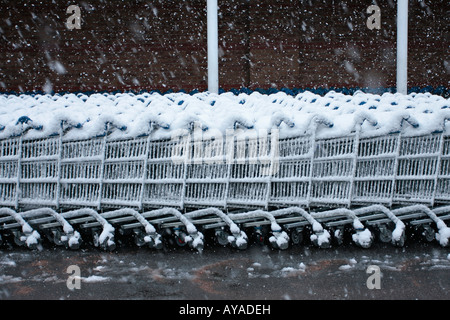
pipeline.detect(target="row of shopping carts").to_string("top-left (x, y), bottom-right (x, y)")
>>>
top-left (0, 115), bottom-right (449, 250)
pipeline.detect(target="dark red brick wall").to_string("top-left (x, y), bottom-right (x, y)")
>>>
top-left (0, 0), bottom-right (448, 93)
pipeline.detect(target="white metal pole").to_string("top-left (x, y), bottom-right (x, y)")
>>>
top-left (397, 0), bottom-right (408, 95)
top-left (207, 0), bottom-right (219, 94)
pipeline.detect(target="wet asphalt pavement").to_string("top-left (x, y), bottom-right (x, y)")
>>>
top-left (0, 239), bottom-right (449, 301)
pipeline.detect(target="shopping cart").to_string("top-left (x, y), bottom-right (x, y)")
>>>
top-left (0, 114), bottom-right (449, 251)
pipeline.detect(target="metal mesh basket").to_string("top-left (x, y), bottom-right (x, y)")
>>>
top-left (353, 134), bottom-right (399, 205)
top-left (270, 135), bottom-right (312, 207)
top-left (227, 134), bottom-right (273, 209)
top-left (436, 136), bottom-right (450, 203)
top-left (394, 134), bottom-right (442, 205)
top-left (20, 137), bottom-right (60, 208)
top-left (60, 137), bottom-right (104, 208)
top-left (185, 138), bottom-right (228, 208)
top-left (0, 128), bottom-right (448, 212)
top-left (0, 137), bottom-right (20, 207)
top-left (144, 139), bottom-right (185, 208)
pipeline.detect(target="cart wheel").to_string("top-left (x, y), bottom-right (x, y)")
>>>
top-left (420, 224), bottom-right (435, 243)
top-left (51, 229), bottom-right (66, 246)
top-left (231, 231), bottom-right (248, 250)
top-left (235, 238), bottom-right (248, 250)
top-left (13, 231), bottom-right (25, 247)
top-left (133, 229), bottom-right (146, 247)
top-left (173, 227), bottom-right (188, 247)
top-left (215, 229), bottom-right (230, 247)
top-left (256, 233), bottom-right (265, 245)
top-left (290, 228), bottom-right (303, 245)
top-left (68, 235), bottom-right (81, 250)
top-left (12, 231), bottom-right (39, 249)
top-left (272, 231), bottom-right (289, 250)
top-left (255, 232), bottom-right (265, 246)
top-left (377, 225), bottom-right (392, 243)
top-left (174, 233), bottom-right (187, 247)
top-left (92, 229), bottom-right (100, 247)
top-left (92, 229), bottom-right (114, 251)
top-left (153, 236), bottom-right (164, 250)
top-left (333, 228), bottom-right (344, 246)
top-left (393, 230), bottom-right (406, 247)
top-left (193, 240), bottom-right (204, 252)
top-left (100, 234), bottom-right (116, 251)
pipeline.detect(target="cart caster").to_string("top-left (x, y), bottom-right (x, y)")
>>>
top-left (50, 229), bottom-right (64, 246)
top-left (352, 228), bottom-right (374, 249)
top-left (215, 228), bottom-right (248, 250)
top-left (153, 236), bottom-right (163, 250)
top-left (215, 229), bottom-right (230, 247)
top-left (145, 232), bottom-right (163, 250)
top-left (13, 230), bottom-right (40, 249)
top-left (67, 232), bottom-right (81, 250)
top-left (333, 227), bottom-right (344, 246)
top-left (253, 227), bottom-right (265, 246)
top-left (377, 224), bottom-right (392, 243)
top-left (50, 229), bottom-right (80, 250)
top-left (269, 229), bottom-right (289, 250)
top-left (392, 230), bottom-right (406, 247)
top-left (419, 224), bottom-right (435, 243)
top-left (13, 230), bottom-right (26, 247)
top-left (233, 231), bottom-right (248, 250)
top-left (311, 229), bottom-right (331, 249)
top-left (92, 229), bottom-right (115, 251)
top-left (187, 231), bottom-right (204, 252)
top-left (290, 228), bottom-right (303, 246)
top-left (173, 227), bottom-right (204, 251)
top-left (133, 229), bottom-right (146, 247)
top-left (173, 228), bottom-right (188, 247)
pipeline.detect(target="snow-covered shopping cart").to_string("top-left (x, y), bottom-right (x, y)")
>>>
top-left (0, 91), bottom-right (449, 251)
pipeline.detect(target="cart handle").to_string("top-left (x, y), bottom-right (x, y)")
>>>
top-left (234, 119), bottom-right (254, 130)
top-left (353, 111), bottom-right (378, 128)
top-left (271, 112), bottom-right (295, 128)
top-left (149, 119), bottom-right (170, 131)
top-left (96, 120), bottom-right (128, 137)
top-left (307, 114), bottom-right (334, 131)
top-left (16, 116), bottom-right (43, 131)
top-left (400, 115), bottom-right (419, 128)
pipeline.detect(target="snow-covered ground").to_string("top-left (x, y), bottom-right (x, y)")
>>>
top-left (0, 243), bottom-right (449, 300)
top-left (0, 91), bottom-right (448, 142)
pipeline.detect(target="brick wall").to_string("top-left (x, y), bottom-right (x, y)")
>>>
top-left (0, 0), bottom-right (448, 93)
